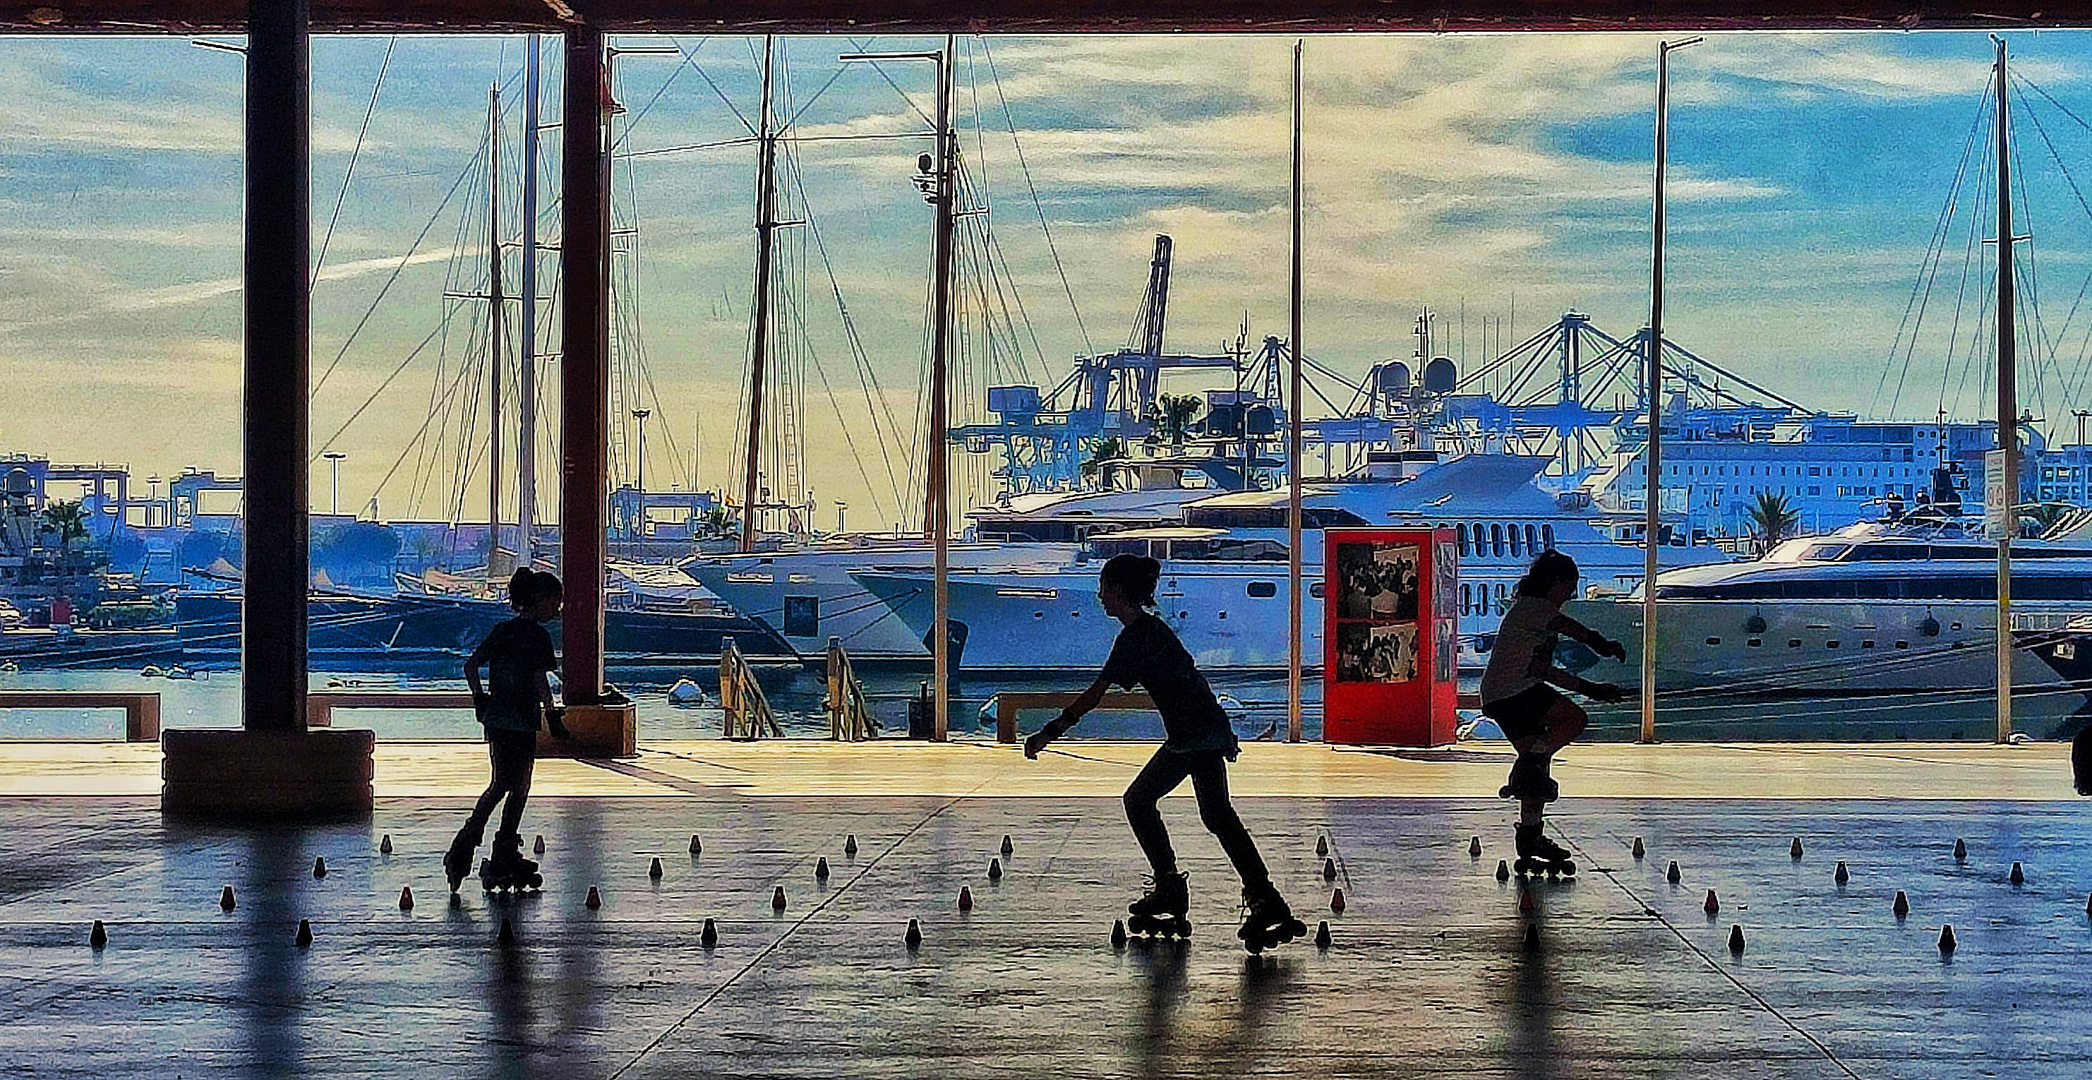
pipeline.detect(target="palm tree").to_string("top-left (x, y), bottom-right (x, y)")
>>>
top-left (1157, 393), bottom-right (1204, 446)
top-left (40, 499), bottom-right (89, 557)
top-left (1746, 491), bottom-right (1798, 556)
top-left (1079, 436), bottom-right (1128, 485)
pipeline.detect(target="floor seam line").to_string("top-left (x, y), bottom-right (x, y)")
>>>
top-left (1563, 831), bottom-right (1865, 1080)
top-left (607, 774), bottom-right (1002, 1078)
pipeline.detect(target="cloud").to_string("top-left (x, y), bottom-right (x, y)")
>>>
top-left (0, 249), bottom-right (460, 335)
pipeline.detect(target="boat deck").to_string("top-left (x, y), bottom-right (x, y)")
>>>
top-left (3, 739), bottom-right (2089, 1078)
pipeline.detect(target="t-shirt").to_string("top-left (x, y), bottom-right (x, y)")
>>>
top-left (1479, 593), bottom-right (1560, 707)
top-left (1100, 613), bottom-right (1237, 756)
top-left (473, 616), bottom-right (557, 732)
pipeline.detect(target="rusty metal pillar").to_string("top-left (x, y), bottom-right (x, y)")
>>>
top-left (560, 24), bottom-right (608, 704)
top-left (243, 0), bottom-right (310, 733)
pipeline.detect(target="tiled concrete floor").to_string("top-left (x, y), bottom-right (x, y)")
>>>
top-left (4, 784), bottom-right (2090, 1079)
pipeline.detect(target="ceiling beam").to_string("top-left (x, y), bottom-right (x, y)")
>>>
top-left (3, 0), bottom-right (2087, 35)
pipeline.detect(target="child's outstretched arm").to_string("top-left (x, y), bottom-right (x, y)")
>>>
top-left (1024, 672), bottom-right (1112, 759)
top-left (1543, 664), bottom-right (1625, 703)
top-left (1547, 611), bottom-right (1626, 661)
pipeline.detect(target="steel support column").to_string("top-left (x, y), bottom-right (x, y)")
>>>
top-left (243, 0), bottom-right (310, 733)
top-left (561, 24), bottom-right (608, 704)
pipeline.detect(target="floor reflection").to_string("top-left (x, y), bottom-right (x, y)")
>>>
top-left (234, 826), bottom-right (308, 1080)
top-left (1503, 919), bottom-right (1560, 1080)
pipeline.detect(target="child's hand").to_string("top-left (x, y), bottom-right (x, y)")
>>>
top-left (545, 705), bottom-right (571, 740)
top-left (471, 692), bottom-right (491, 724)
top-left (1596, 636), bottom-right (1627, 662)
top-left (1023, 730), bottom-right (1052, 759)
top-left (1586, 681), bottom-right (1627, 704)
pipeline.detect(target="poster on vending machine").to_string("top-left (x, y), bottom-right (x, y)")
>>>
top-left (1331, 539), bottom-right (1421, 684)
top-left (1323, 528), bottom-right (1458, 747)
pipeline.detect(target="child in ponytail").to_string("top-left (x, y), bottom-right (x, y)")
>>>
top-left (445, 567), bottom-right (568, 892)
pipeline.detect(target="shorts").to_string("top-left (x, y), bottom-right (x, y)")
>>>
top-left (1480, 684), bottom-right (1568, 743)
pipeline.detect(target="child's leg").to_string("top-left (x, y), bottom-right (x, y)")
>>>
top-left (1512, 698), bottom-right (1589, 824)
top-left (490, 732), bottom-right (536, 838)
top-left (456, 754), bottom-right (509, 846)
top-left (1123, 747), bottom-right (1195, 876)
top-left (1185, 753), bottom-right (1272, 891)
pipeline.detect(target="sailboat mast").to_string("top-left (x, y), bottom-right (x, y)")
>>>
top-left (740, 35), bottom-right (779, 553)
top-left (1995, 35), bottom-right (2017, 744)
top-left (519, 35), bottom-right (540, 571)
top-left (487, 84), bottom-right (505, 576)
top-left (1287, 39), bottom-right (1304, 744)
top-left (928, 34), bottom-right (956, 741)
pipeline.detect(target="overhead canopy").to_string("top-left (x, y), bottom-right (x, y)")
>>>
top-left (0, 0), bottom-right (2078, 35)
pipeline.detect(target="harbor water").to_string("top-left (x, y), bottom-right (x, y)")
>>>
top-left (0, 663), bottom-right (1326, 743)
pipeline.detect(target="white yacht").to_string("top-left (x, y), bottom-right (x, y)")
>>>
top-left (1562, 517), bottom-right (2092, 739)
top-left (679, 479), bottom-right (1229, 663)
top-left (850, 453), bottom-right (1729, 673)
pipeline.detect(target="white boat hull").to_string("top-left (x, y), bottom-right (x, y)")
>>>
top-left (1562, 597), bottom-right (2092, 739)
top-left (683, 543), bottom-right (1069, 663)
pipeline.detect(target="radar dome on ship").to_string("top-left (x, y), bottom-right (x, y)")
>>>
top-left (1424, 356), bottom-right (1458, 394)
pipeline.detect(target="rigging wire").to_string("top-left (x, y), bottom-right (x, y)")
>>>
top-left (980, 37), bottom-right (1092, 358)
top-left (613, 36), bottom-right (712, 146)
top-left (311, 121), bottom-right (492, 397)
top-left (843, 37), bottom-right (936, 128)
top-left (2010, 74), bottom-right (2092, 407)
top-left (314, 35), bottom-right (396, 285)
top-left (1875, 81), bottom-right (1991, 418)
top-left (669, 36), bottom-right (756, 137)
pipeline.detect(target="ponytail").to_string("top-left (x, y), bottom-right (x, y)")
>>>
top-left (1516, 550), bottom-right (1579, 598)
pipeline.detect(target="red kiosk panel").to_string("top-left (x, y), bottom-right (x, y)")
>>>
top-left (1322, 528), bottom-right (1458, 747)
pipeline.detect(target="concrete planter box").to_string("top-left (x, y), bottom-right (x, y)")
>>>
top-left (162, 728), bottom-right (376, 817)
top-left (538, 702), bottom-right (636, 759)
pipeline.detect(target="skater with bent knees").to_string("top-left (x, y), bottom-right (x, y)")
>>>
top-left (1479, 551), bottom-right (1626, 878)
top-left (446, 567), bottom-right (570, 893)
top-left (1025, 554), bottom-right (1305, 952)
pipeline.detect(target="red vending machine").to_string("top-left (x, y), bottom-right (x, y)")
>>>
top-left (1322, 528), bottom-right (1458, 747)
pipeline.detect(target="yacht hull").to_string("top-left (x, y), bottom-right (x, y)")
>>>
top-left (683, 543), bottom-right (1068, 664)
top-left (1562, 597), bottom-right (2092, 740)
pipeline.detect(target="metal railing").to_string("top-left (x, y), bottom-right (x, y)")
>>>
top-left (719, 636), bottom-right (782, 740)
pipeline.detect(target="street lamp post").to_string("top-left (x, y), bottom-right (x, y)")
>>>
top-left (322, 451), bottom-right (346, 517)
top-left (632, 407), bottom-right (650, 543)
top-left (840, 39), bottom-right (955, 740)
top-left (1642, 35), bottom-right (1702, 745)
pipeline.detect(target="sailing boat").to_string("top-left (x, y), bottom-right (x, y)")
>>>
top-left (683, 40), bottom-right (1279, 666)
top-left (177, 40), bottom-right (793, 669)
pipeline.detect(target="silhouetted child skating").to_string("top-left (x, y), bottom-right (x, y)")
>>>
top-left (1025, 553), bottom-right (1305, 950)
top-left (1479, 551), bottom-right (1625, 877)
top-left (445, 567), bottom-right (569, 892)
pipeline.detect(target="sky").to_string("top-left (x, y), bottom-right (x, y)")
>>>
top-left (6, 30), bottom-right (2092, 528)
